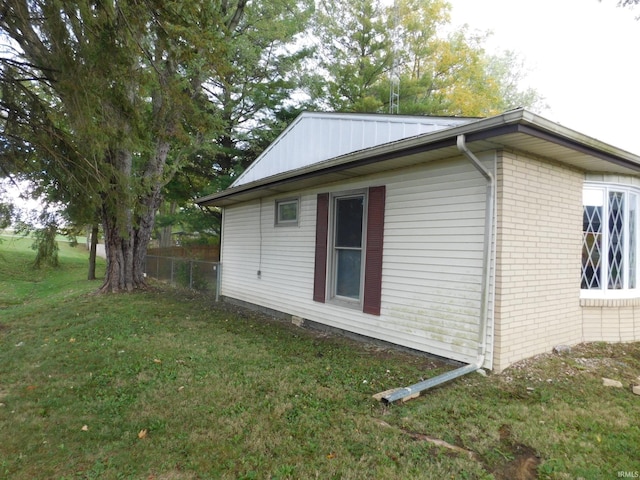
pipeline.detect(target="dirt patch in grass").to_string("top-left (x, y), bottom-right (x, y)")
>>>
top-left (488, 424), bottom-right (540, 480)
top-left (149, 470), bottom-right (199, 480)
top-left (377, 417), bottom-right (542, 479)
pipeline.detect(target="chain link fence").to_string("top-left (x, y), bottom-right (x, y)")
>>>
top-left (144, 255), bottom-right (220, 300)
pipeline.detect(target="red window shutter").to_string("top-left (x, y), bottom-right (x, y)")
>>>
top-left (313, 193), bottom-right (329, 303)
top-left (363, 186), bottom-right (385, 315)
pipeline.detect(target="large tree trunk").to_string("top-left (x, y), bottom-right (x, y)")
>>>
top-left (99, 148), bottom-right (139, 292)
top-left (98, 143), bottom-right (168, 293)
top-left (100, 203), bottom-right (136, 292)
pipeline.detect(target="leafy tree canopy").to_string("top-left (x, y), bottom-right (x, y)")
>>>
top-left (0, 0), bottom-right (251, 291)
top-left (308, 0), bottom-right (545, 116)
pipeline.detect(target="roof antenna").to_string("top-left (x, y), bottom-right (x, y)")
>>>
top-left (389, 0), bottom-right (400, 114)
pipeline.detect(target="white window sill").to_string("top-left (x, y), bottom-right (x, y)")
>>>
top-left (580, 293), bottom-right (640, 307)
top-left (328, 296), bottom-right (362, 311)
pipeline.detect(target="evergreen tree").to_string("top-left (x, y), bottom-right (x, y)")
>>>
top-left (0, 0), bottom-right (249, 291)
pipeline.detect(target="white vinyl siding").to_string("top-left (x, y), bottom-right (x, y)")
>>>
top-left (220, 155), bottom-right (494, 366)
top-left (221, 199), bottom-right (316, 307)
top-left (381, 159), bottom-right (489, 363)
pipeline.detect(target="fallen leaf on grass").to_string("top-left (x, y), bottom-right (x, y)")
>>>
top-left (81, 425), bottom-right (89, 431)
top-left (153, 359), bottom-right (162, 364)
top-left (69, 338), bottom-right (76, 343)
top-left (138, 429), bottom-right (148, 439)
top-left (326, 453), bottom-right (335, 459)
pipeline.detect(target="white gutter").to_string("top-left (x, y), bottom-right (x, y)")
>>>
top-left (382, 134), bottom-right (494, 403)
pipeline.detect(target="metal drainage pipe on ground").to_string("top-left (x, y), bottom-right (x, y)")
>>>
top-left (381, 134), bottom-right (494, 403)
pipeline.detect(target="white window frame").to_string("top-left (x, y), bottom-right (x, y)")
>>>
top-left (328, 190), bottom-right (368, 307)
top-left (581, 183), bottom-right (640, 299)
top-left (275, 197), bottom-right (299, 227)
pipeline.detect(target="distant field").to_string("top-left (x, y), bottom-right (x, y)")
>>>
top-left (0, 229), bottom-right (89, 244)
top-left (1, 235), bottom-right (639, 479)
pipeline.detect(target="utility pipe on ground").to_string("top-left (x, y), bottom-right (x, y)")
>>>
top-left (382, 135), bottom-right (495, 403)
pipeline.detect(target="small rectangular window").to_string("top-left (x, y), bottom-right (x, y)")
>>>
top-left (275, 198), bottom-right (299, 226)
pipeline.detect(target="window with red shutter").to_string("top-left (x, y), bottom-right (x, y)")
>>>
top-left (313, 193), bottom-right (329, 303)
top-left (313, 187), bottom-right (385, 315)
top-left (363, 186), bottom-right (385, 315)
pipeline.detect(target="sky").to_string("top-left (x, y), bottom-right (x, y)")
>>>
top-left (447, 0), bottom-right (640, 155)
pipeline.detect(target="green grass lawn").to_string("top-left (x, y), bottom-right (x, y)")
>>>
top-left (1, 234), bottom-right (640, 479)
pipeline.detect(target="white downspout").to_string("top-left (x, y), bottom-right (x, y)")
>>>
top-left (382, 135), bottom-right (495, 403)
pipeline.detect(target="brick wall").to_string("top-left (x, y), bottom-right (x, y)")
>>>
top-left (494, 150), bottom-right (584, 371)
top-left (581, 299), bottom-right (640, 342)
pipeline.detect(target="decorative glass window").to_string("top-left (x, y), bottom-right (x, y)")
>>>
top-left (332, 192), bottom-right (366, 301)
top-left (275, 198), bottom-right (298, 226)
top-left (582, 184), bottom-right (640, 296)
